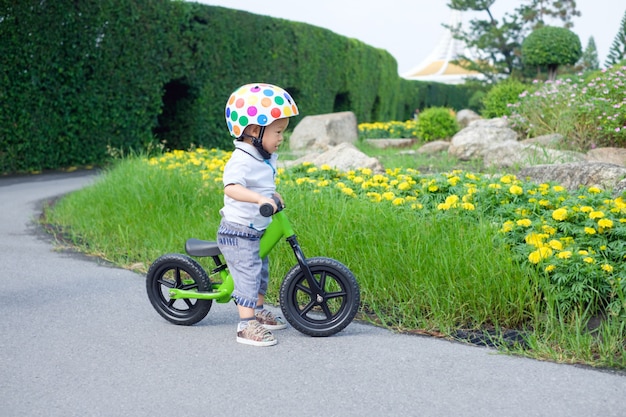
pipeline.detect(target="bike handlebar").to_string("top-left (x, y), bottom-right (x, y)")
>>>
top-left (259, 195), bottom-right (284, 217)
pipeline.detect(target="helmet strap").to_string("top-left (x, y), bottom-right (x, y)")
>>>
top-left (252, 126), bottom-right (271, 160)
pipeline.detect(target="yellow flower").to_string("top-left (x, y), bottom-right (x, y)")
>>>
top-left (598, 218), bottom-right (613, 228)
top-left (516, 219), bottom-right (532, 227)
top-left (584, 227), bottom-right (596, 235)
top-left (601, 264), bottom-right (614, 273)
top-left (552, 185), bottom-right (565, 192)
top-left (548, 239), bottom-right (563, 250)
top-left (589, 211), bottom-right (605, 219)
top-left (392, 197), bottom-right (405, 206)
top-left (461, 202), bottom-right (475, 211)
top-left (578, 250), bottom-right (589, 255)
top-left (367, 192), bottom-right (382, 203)
top-left (501, 221), bottom-right (514, 233)
top-left (545, 265), bottom-right (556, 273)
top-left (583, 257), bottom-right (595, 264)
top-left (542, 225), bottom-right (556, 235)
top-left (588, 186), bottom-right (601, 194)
top-left (509, 185), bottom-right (523, 195)
top-left (525, 232), bottom-right (544, 247)
top-left (341, 187), bottom-right (355, 197)
top-left (556, 251), bottom-right (572, 259)
top-left (397, 181), bottom-right (411, 191)
top-left (321, 164), bottom-right (332, 171)
top-left (580, 206), bottom-right (593, 213)
top-left (500, 175), bottom-right (514, 184)
top-left (445, 195), bottom-right (460, 206)
top-left (437, 203), bottom-right (451, 211)
top-left (488, 183), bottom-right (502, 190)
top-left (382, 192), bottom-right (395, 201)
top-left (552, 208), bottom-right (568, 221)
top-left (529, 247), bottom-right (553, 264)
top-left (411, 203), bottom-right (424, 210)
top-left (428, 185), bottom-right (439, 192)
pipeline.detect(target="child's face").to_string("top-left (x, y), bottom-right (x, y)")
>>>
top-left (261, 118), bottom-right (289, 154)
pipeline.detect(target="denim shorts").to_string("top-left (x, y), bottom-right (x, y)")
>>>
top-left (216, 219), bottom-right (269, 309)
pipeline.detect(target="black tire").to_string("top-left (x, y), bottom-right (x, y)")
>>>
top-left (146, 253), bottom-right (212, 326)
top-left (279, 257), bottom-right (360, 337)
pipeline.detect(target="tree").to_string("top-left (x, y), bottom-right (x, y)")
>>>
top-left (577, 36), bottom-right (599, 72)
top-left (522, 26), bottom-right (582, 80)
top-left (605, 9), bottom-right (626, 67)
top-left (446, 0), bottom-right (580, 81)
top-left (516, 0), bottom-right (580, 29)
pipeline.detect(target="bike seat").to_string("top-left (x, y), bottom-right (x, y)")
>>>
top-left (185, 238), bottom-right (222, 257)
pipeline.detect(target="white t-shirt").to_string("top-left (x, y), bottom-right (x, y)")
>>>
top-left (220, 140), bottom-right (277, 230)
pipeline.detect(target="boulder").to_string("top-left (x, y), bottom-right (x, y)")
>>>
top-left (585, 147), bottom-right (626, 166)
top-left (483, 141), bottom-right (586, 169)
top-left (289, 111), bottom-right (358, 151)
top-left (520, 133), bottom-right (564, 147)
top-left (519, 162), bottom-right (626, 192)
top-left (448, 118), bottom-right (518, 160)
top-left (281, 142), bottom-right (384, 173)
top-left (456, 109), bottom-right (481, 128)
top-left (364, 138), bottom-right (416, 148)
top-left (417, 140), bottom-right (450, 154)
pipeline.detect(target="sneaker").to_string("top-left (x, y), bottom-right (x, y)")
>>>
top-left (255, 309), bottom-right (288, 330)
top-left (236, 320), bottom-right (277, 347)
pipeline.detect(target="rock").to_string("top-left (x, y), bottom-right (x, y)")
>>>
top-left (483, 141), bottom-right (586, 169)
top-left (613, 178), bottom-right (626, 196)
top-left (448, 117), bottom-right (518, 160)
top-left (518, 162), bottom-right (626, 192)
top-left (281, 142), bottom-right (384, 173)
top-left (417, 140), bottom-right (450, 154)
top-left (520, 133), bottom-right (564, 147)
top-left (456, 109), bottom-right (481, 128)
top-left (585, 147), bottom-right (626, 166)
top-left (289, 111), bottom-right (358, 151)
top-left (364, 138), bottom-right (416, 148)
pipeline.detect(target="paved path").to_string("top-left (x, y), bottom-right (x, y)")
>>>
top-left (1, 171), bottom-right (625, 417)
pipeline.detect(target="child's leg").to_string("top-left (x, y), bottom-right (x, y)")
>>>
top-left (254, 256), bottom-right (287, 330)
top-left (217, 220), bottom-right (277, 346)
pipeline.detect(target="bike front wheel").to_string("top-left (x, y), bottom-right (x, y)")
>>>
top-left (146, 253), bottom-right (212, 326)
top-left (280, 257), bottom-right (360, 337)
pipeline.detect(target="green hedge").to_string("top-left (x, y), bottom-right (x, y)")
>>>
top-left (0, 1), bottom-right (475, 174)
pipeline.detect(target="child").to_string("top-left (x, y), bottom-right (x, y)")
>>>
top-left (218, 83), bottom-right (299, 347)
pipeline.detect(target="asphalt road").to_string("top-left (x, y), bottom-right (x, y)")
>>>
top-left (1, 171), bottom-right (625, 417)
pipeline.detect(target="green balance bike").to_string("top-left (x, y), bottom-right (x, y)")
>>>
top-left (146, 197), bottom-right (360, 337)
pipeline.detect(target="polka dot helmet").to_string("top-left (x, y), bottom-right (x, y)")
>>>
top-left (225, 83), bottom-right (299, 138)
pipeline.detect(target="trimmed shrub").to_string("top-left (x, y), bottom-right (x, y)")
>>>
top-left (481, 79), bottom-right (527, 118)
top-left (415, 107), bottom-right (459, 141)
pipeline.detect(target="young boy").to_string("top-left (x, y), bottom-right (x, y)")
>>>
top-left (218, 83), bottom-right (299, 346)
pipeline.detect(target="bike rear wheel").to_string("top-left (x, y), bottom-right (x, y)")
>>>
top-left (146, 253), bottom-right (212, 326)
top-left (279, 257), bottom-right (360, 337)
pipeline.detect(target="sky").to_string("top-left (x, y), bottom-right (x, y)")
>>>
top-left (188, 0), bottom-right (624, 75)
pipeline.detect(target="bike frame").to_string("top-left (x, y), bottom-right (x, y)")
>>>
top-left (167, 211), bottom-right (322, 303)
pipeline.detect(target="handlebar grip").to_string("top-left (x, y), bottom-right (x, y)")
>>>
top-left (259, 203), bottom-right (274, 217)
top-left (259, 195), bottom-right (283, 217)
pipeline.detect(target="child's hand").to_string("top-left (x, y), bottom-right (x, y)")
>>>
top-left (273, 192), bottom-right (285, 208)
